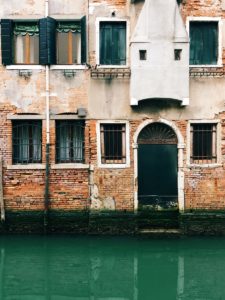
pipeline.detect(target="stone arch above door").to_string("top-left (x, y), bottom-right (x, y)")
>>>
top-left (133, 119), bottom-right (184, 147)
top-left (137, 122), bottom-right (178, 145)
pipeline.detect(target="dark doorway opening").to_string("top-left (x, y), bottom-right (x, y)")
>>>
top-left (137, 123), bottom-right (178, 210)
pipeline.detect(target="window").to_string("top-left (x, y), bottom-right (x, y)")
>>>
top-left (14, 22), bottom-right (39, 64)
top-left (139, 50), bottom-right (147, 61)
top-left (12, 121), bottom-right (42, 164)
top-left (189, 21), bottom-right (218, 65)
top-left (1, 16), bottom-right (86, 66)
top-left (174, 49), bottom-right (182, 61)
top-left (100, 21), bottom-right (126, 65)
top-left (100, 124), bottom-right (126, 164)
top-left (56, 22), bottom-right (81, 65)
top-left (56, 121), bottom-right (84, 163)
top-left (190, 123), bottom-right (217, 164)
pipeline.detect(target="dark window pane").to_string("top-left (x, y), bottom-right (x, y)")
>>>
top-left (100, 22), bottom-right (126, 65)
top-left (56, 121), bottom-right (84, 163)
top-left (12, 121), bottom-right (42, 164)
top-left (190, 22), bottom-right (218, 65)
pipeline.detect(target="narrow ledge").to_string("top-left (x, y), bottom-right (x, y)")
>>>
top-left (7, 164), bottom-right (46, 170)
top-left (186, 163), bottom-right (223, 169)
top-left (50, 65), bottom-right (88, 70)
top-left (6, 65), bottom-right (45, 70)
top-left (51, 163), bottom-right (90, 169)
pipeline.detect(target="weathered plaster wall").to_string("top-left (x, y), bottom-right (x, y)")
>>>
top-left (0, 0), bottom-right (225, 217)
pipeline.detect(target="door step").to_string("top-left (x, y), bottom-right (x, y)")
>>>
top-left (138, 228), bottom-right (182, 236)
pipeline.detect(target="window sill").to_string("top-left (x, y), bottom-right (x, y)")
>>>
top-left (187, 163), bottom-right (222, 168)
top-left (6, 65), bottom-right (45, 70)
top-left (7, 164), bottom-right (46, 170)
top-left (189, 64), bottom-right (223, 68)
top-left (50, 65), bottom-right (88, 70)
top-left (51, 163), bottom-right (90, 169)
top-left (98, 163), bottom-right (130, 169)
top-left (97, 65), bottom-right (129, 69)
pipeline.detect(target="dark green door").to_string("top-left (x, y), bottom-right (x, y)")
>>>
top-left (138, 144), bottom-right (178, 209)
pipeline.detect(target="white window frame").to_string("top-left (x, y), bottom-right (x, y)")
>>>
top-left (95, 17), bottom-right (129, 68)
top-left (186, 120), bottom-right (222, 168)
top-left (97, 120), bottom-right (130, 168)
top-left (186, 17), bottom-right (223, 67)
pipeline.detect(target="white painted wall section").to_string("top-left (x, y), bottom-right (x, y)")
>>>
top-left (130, 0), bottom-right (190, 106)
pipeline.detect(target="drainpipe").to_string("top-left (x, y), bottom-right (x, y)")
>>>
top-left (0, 158), bottom-right (5, 222)
top-left (44, 0), bottom-right (50, 228)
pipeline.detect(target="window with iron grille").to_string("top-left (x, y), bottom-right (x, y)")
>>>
top-left (12, 121), bottom-right (42, 164)
top-left (56, 121), bottom-right (84, 163)
top-left (190, 123), bottom-right (217, 164)
top-left (100, 124), bottom-right (126, 164)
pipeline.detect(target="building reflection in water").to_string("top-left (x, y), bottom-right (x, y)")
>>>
top-left (0, 237), bottom-right (225, 299)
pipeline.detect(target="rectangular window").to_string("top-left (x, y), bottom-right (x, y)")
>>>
top-left (56, 22), bottom-right (81, 65)
top-left (14, 22), bottom-right (39, 64)
top-left (190, 21), bottom-right (218, 65)
top-left (100, 124), bottom-right (126, 164)
top-left (100, 22), bottom-right (126, 65)
top-left (190, 123), bottom-right (217, 164)
top-left (12, 121), bottom-right (42, 164)
top-left (56, 121), bottom-right (84, 163)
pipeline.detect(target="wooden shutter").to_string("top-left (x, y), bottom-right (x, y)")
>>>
top-left (112, 22), bottom-right (126, 65)
top-left (100, 23), bottom-right (112, 65)
top-left (190, 22), bottom-right (218, 65)
top-left (81, 16), bottom-right (86, 64)
top-left (39, 17), bottom-right (56, 65)
top-left (1, 19), bottom-right (13, 65)
top-left (100, 22), bottom-right (126, 65)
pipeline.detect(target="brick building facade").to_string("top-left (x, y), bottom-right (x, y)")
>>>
top-left (0, 0), bottom-right (225, 234)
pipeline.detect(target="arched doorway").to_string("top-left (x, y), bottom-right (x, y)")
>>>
top-left (137, 122), bottom-right (178, 210)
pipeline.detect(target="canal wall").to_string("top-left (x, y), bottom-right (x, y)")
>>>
top-left (1, 210), bottom-right (225, 236)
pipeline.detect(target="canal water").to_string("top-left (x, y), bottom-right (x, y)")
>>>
top-left (0, 236), bottom-right (225, 300)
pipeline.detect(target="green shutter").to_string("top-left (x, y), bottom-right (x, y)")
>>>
top-left (100, 23), bottom-right (112, 65)
top-left (81, 16), bottom-right (86, 64)
top-left (1, 19), bottom-right (13, 66)
top-left (190, 22), bottom-right (218, 65)
top-left (100, 22), bottom-right (126, 65)
top-left (39, 17), bottom-right (56, 65)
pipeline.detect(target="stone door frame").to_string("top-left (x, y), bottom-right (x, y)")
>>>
top-left (133, 118), bottom-right (185, 212)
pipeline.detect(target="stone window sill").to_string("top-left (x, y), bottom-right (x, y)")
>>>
top-left (6, 65), bottom-right (45, 70)
top-left (187, 163), bottom-right (222, 169)
top-left (50, 65), bottom-right (88, 70)
top-left (51, 163), bottom-right (90, 169)
top-left (7, 164), bottom-right (46, 170)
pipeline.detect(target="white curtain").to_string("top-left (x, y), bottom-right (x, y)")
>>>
top-left (72, 33), bottom-right (81, 64)
top-left (15, 35), bottom-right (25, 64)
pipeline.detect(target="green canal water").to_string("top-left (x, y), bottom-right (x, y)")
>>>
top-left (0, 236), bottom-right (225, 300)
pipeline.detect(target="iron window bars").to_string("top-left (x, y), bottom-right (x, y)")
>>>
top-left (190, 123), bottom-right (217, 164)
top-left (12, 121), bottom-right (42, 164)
top-left (56, 121), bottom-right (84, 163)
top-left (100, 124), bottom-right (126, 164)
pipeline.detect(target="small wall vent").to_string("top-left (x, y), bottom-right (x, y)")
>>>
top-left (77, 108), bottom-right (87, 118)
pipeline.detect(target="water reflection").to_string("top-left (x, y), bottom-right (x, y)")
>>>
top-left (0, 236), bottom-right (225, 299)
